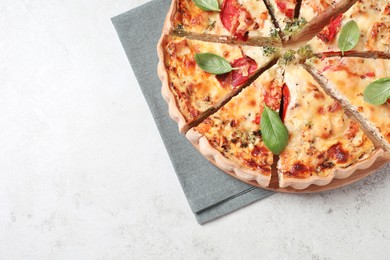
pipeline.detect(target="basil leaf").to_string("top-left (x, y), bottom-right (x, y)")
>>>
top-left (260, 105), bottom-right (289, 155)
top-left (363, 77), bottom-right (390, 105)
top-left (338, 20), bottom-right (360, 55)
top-left (195, 53), bottom-right (233, 75)
top-left (193, 0), bottom-right (220, 12)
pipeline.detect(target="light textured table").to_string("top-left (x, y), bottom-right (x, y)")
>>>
top-left (1, 0), bottom-right (390, 259)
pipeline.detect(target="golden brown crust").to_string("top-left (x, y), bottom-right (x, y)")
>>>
top-left (279, 149), bottom-right (384, 189)
top-left (162, 0), bottom-right (176, 34)
top-left (186, 129), bottom-right (272, 187)
top-left (157, 1), bottom-right (190, 132)
top-left (157, 34), bottom-right (189, 133)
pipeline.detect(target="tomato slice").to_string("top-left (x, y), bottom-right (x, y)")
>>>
top-left (231, 57), bottom-right (258, 87)
top-left (220, 0), bottom-right (239, 33)
top-left (254, 115), bottom-right (261, 125)
top-left (215, 72), bottom-right (232, 89)
top-left (384, 4), bottom-right (390, 15)
top-left (220, 0), bottom-right (254, 41)
top-left (317, 14), bottom-right (343, 43)
top-left (216, 56), bottom-right (258, 88)
top-left (275, 0), bottom-right (294, 19)
top-left (365, 72), bottom-right (376, 78)
top-left (282, 84), bottom-right (290, 122)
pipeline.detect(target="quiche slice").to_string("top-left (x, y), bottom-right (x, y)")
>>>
top-left (307, 0), bottom-right (390, 56)
top-left (305, 57), bottom-right (390, 150)
top-left (278, 65), bottom-right (382, 189)
top-left (186, 65), bottom-right (284, 187)
top-left (166, 0), bottom-right (280, 46)
top-left (158, 35), bottom-right (278, 133)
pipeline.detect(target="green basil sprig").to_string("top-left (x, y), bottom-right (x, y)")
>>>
top-left (338, 20), bottom-right (360, 55)
top-left (193, 0), bottom-right (220, 12)
top-left (363, 77), bottom-right (390, 105)
top-left (195, 53), bottom-right (235, 75)
top-left (260, 105), bottom-right (289, 155)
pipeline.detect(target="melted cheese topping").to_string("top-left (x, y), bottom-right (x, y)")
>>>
top-left (311, 57), bottom-right (390, 143)
top-left (279, 65), bottom-right (374, 179)
top-left (308, 0), bottom-right (390, 53)
top-left (193, 66), bottom-right (284, 176)
top-left (163, 35), bottom-right (275, 125)
top-left (173, 0), bottom-right (275, 38)
top-left (268, 0), bottom-right (297, 30)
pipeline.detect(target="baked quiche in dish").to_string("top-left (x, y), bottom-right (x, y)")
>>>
top-left (158, 0), bottom-right (390, 190)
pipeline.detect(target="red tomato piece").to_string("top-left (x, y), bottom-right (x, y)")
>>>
top-left (384, 4), bottom-right (390, 15)
top-left (254, 115), bottom-right (261, 125)
top-left (317, 14), bottom-right (343, 43)
top-left (217, 56), bottom-right (258, 87)
top-left (216, 72), bottom-right (232, 89)
top-left (220, 0), bottom-right (239, 33)
top-left (264, 93), bottom-right (275, 109)
top-left (220, 0), bottom-right (254, 41)
top-left (275, 0), bottom-right (294, 19)
top-left (231, 56), bottom-right (258, 87)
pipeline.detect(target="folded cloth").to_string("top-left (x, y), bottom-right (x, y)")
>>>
top-left (111, 0), bottom-right (273, 224)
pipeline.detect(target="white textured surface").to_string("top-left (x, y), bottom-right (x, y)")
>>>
top-left (1, 0), bottom-right (390, 259)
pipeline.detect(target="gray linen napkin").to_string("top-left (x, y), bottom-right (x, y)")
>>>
top-left (112, 0), bottom-right (273, 224)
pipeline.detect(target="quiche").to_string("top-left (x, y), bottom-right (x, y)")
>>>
top-left (158, 0), bottom-right (390, 190)
top-left (167, 0), bottom-right (280, 45)
top-left (307, 0), bottom-right (390, 56)
top-left (279, 65), bottom-right (381, 189)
